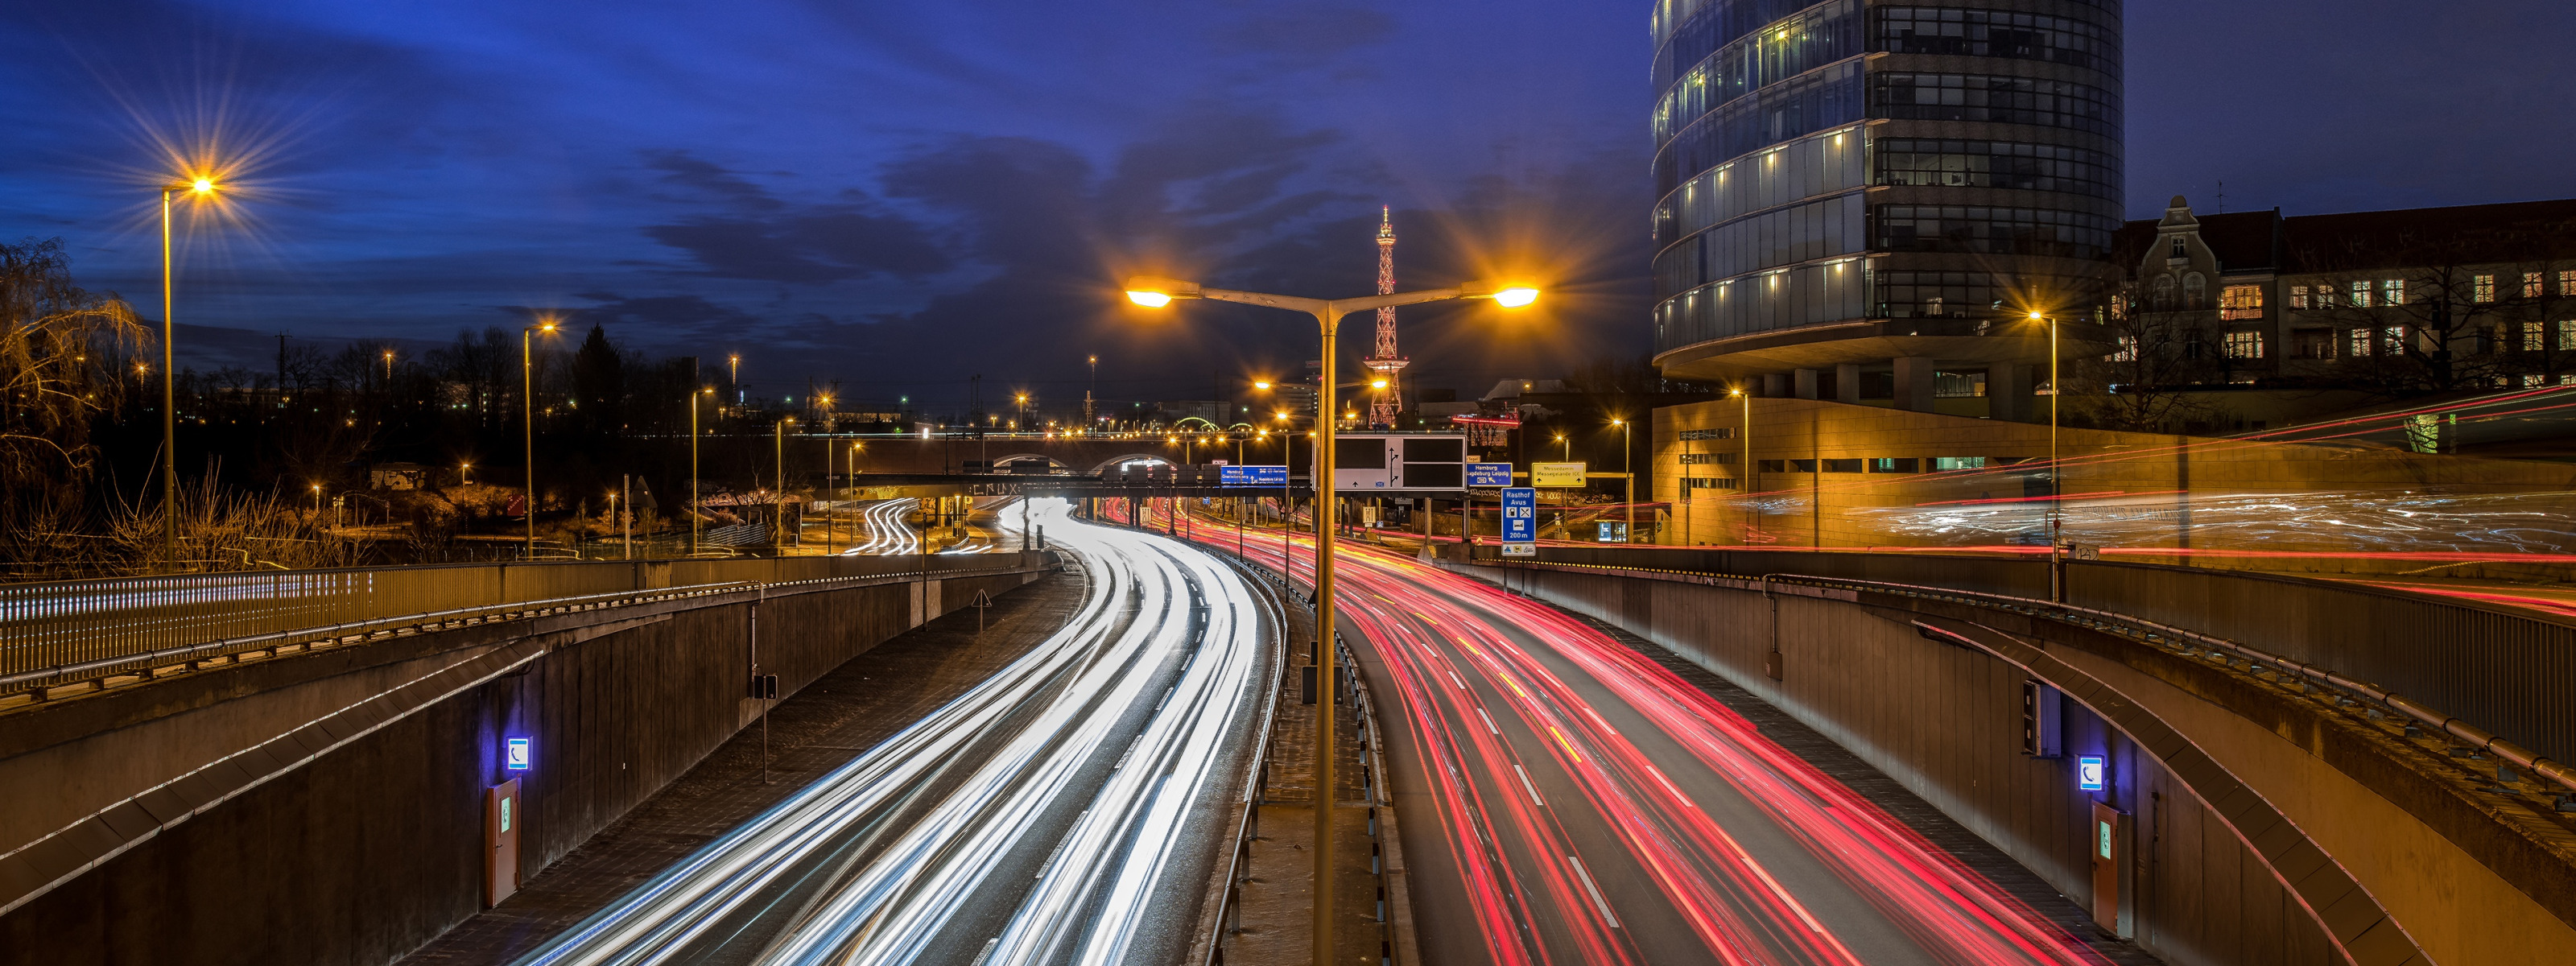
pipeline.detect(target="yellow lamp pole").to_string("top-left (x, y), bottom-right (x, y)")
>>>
top-left (2029, 311), bottom-right (2064, 598)
top-left (774, 416), bottom-right (795, 549)
top-left (1124, 274), bottom-right (1535, 966)
top-left (522, 318), bottom-right (559, 559)
top-left (1612, 418), bottom-right (1632, 543)
top-left (159, 175), bottom-right (218, 570)
top-left (691, 386), bottom-right (712, 556)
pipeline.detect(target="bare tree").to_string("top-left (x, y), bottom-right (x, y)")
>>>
top-left (0, 237), bottom-right (147, 491)
top-left (2063, 291), bottom-right (2225, 431)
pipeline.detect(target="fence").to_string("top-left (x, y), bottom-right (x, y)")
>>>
top-left (1509, 544), bottom-right (2576, 788)
top-left (0, 554), bottom-right (1038, 694)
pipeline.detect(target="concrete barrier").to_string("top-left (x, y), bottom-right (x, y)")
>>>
top-left (0, 553), bottom-right (1053, 966)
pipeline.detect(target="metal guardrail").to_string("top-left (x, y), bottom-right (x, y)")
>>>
top-left (0, 555), bottom-right (1045, 703)
top-left (1502, 556), bottom-right (2576, 801)
top-left (1202, 555), bottom-right (1287, 966)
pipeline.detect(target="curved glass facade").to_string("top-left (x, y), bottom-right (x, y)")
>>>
top-left (1650, 0), bottom-right (2124, 370)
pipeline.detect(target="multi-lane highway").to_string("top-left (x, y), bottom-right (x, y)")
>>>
top-left (511, 498), bottom-right (1273, 966)
top-left (1159, 505), bottom-right (2111, 966)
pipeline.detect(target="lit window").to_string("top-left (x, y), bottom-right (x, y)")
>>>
top-left (2383, 279), bottom-right (2405, 306)
top-left (2525, 321), bottom-right (2546, 353)
top-left (2559, 320), bottom-right (2576, 352)
top-left (2525, 374), bottom-right (2547, 387)
top-left (2223, 331), bottom-right (2264, 359)
top-left (2219, 284), bottom-right (2264, 320)
top-left (2289, 285), bottom-right (2311, 310)
top-left (2562, 270), bottom-right (2576, 296)
top-left (2473, 274), bottom-right (2496, 303)
top-left (2382, 325), bottom-right (2406, 354)
top-left (2347, 328), bottom-right (2373, 357)
top-left (2525, 272), bottom-right (2546, 299)
top-left (1931, 456), bottom-right (1988, 470)
top-left (2351, 281), bottom-right (2374, 308)
top-left (2112, 335), bottom-right (2138, 361)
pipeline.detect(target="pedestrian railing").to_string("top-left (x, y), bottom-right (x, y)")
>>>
top-left (0, 555), bottom-right (1044, 703)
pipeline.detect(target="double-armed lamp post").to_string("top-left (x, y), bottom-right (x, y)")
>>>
top-left (1123, 274), bottom-right (1536, 966)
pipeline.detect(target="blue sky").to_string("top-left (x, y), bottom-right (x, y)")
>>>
top-left (4, 0), bottom-right (2571, 409)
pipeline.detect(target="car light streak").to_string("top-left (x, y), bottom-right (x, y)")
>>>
top-left (511, 499), bottom-right (1265, 966)
top-left (1155, 503), bottom-right (2108, 966)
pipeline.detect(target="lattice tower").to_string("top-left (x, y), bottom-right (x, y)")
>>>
top-left (1363, 205), bottom-right (1409, 427)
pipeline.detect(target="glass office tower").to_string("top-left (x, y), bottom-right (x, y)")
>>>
top-left (1648, 0), bottom-right (2122, 408)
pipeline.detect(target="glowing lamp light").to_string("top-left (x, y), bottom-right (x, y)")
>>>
top-left (190, 177), bottom-right (216, 195)
top-left (506, 736), bottom-right (533, 771)
top-left (1371, 379), bottom-right (1389, 390)
top-left (1492, 287), bottom-right (1540, 308)
top-left (1126, 290), bottom-right (1173, 308)
top-left (2076, 754), bottom-right (2105, 791)
top-left (2028, 311), bottom-right (2046, 320)
top-left (1253, 381), bottom-right (1272, 390)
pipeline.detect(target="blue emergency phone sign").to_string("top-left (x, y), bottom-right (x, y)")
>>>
top-left (2076, 754), bottom-right (2105, 791)
top-left (1500, 487), bottom-right (1537, 556)
top-left (1221, 464), bottom-right (1289, 486)
top-left (506, 737), bottom-right (533, 771)
top-left (1466, 462), bottom-right (1513, 487)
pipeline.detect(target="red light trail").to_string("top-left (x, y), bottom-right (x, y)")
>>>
top-left (1121, 500), bottom-right (2112, 965)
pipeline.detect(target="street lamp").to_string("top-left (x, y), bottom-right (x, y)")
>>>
top-left (1123, 272), bottom-right (1537, 965)
top-left (2029, 310), bottom-right (2065, 598)
top-left (1555, 431), bottom-right (1568, 461)
top-left (691, 386), bottom-right (713, 556)
top-left (774, 416), bottom-right (795, 550)
top-left (158, 174), bottom-right (220, 570)
top-left (522, 317), bottom-right (559, 559)
top-left (1611, 418), bottom-right (1632, 543)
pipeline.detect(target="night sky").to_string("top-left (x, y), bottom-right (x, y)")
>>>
top-left (5, 0), bottom-right (2571, 412)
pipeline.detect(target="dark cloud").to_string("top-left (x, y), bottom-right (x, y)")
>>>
top-left (1214, 6), bottom-right (1397, 61)
top-left (567, 291), bottom-right (762, 344)
top-left (640, 209), bottom-right (952, 285)
top-left (642, 150), bottom-right (782, 212)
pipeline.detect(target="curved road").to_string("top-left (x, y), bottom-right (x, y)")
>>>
top-left (1159, 505), bottom-right (2112, 966)
top-left (510, 498), bottom-right (1273, 966)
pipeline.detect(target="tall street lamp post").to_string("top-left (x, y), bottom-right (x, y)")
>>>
top-left (1125, 274), bottom-right (1536, 966)
top-left (774, 416), bottom-right (795, 550)
top-left (159, 175), bottom-right (218, 570)
top-left (522, 318), bottom-right (559, 559)
top-left (1611, 418), bottom-right (1632, 543)
top-left (691, 386), bottom-right (712, 557)
top-left (2028, 311), bottom-right (2065, 599)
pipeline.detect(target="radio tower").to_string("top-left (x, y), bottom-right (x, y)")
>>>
top-left (1363, 206), bottom-right (1408, 427)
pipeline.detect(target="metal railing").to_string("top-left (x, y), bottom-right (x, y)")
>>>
top-left (0, 555), bottom-right (1044, 700)
top-left (1500, 555), bottom-right (2576, 800)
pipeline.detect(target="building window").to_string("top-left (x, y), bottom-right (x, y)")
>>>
top-left (2150, 275), bottom-right (2174, 310)
top-left (2169, 237), bottom-right (2186, 258)
top-left (2223, 330), bottom-right (2264, 359)
top-left (2112, 334), bottom-right (2138, 361)
top-left (1822, 458), bottom-right (1864, 473)
top-left (2292, 328), bottom-right (2334, 359)
top-left (2562, 270), bottom-right (2576, 296)
top-left (2351, 281), bottom-right (2373, 308)
top-left (2382, 325), bottom-right (2407, 355)
top-left (2289, 285), bottom-right (2311, 310)
top-left (2473, 274), bottom-right (2496, 303)
top-left (2383, 279), bottom-right (2405, 306)
top-left (1872, 138), bottom-right (2122, 196)
top-left (1678, 452), bottom-right (1738, 464)
top-left (1930, 456), bottom-right (1988, 470)
top-left (2183, 274), bottom-right (2207, 309)
top-left (2560, 320), bottom-right (2576, 352)
top-left (1872, 204), bottom-right (2120, 260)
top-left (2347, 328), bottom-right (2373, 357)
top-left (2525, 320), bottom-right (2547, 353)
top-left (2526, 272), bottom-right (2546, 299)
top-left (1868, 457), bottom-right (1921, 473)
top-left (1934, 370), bottom-right (1987, 397)
top-left (2219, 284), bottom-right (2264, 320)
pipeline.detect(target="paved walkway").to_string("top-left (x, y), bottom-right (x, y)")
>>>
top-left (394, 568), bottom-right (1081, 965)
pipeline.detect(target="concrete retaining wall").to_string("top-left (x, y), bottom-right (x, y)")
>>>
top-left (0, 555), bottom-right (1051, 966)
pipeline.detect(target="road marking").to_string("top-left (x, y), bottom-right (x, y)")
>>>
top-left (1566, 854), bottom-right (1620, 928)
top-left (1450, 670), bottom-right (1467, 689)
top-left (1547, 725), bottom-right (1584, 763)
top-left (1476, 707), bottom-right (1501, 735)
top-left (1514, 764), bottom-right (1545, 807)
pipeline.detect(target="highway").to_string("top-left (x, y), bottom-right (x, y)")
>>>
top-left (510, 497), bottom-right (1274, 966)
top-left (1160, 505), bottom-right (2112, 966)
top-left (840, 498), bottom-right (923, 555)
